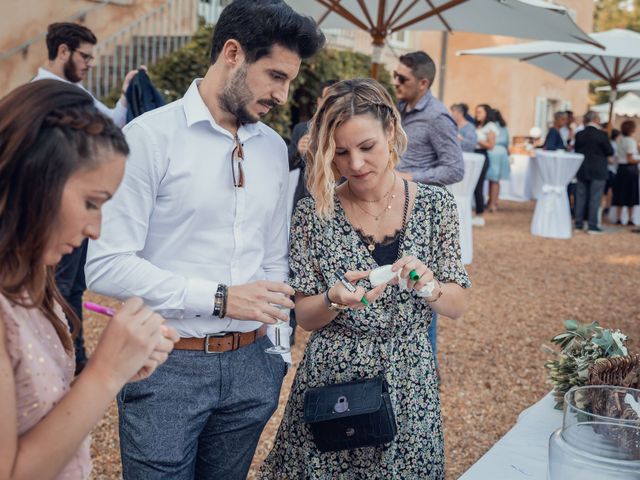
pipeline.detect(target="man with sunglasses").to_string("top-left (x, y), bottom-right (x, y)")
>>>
top-left (33, 22), bottom-right (138, 129)
top-left (393, 51), bottom-right (464, 374)
top-left (86, 1), bottom-right (325, 478)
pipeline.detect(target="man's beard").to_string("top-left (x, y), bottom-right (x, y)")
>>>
top-left (219, 66), bottom-right (276, 124)
top-left (63, 56), bottom-right (82, 83)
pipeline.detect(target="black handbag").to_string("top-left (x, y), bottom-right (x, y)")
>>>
top-left (303, 376), bottom-right (397, 452)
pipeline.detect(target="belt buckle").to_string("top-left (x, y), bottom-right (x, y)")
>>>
top-left (205, 332), bottom-right (228, 354)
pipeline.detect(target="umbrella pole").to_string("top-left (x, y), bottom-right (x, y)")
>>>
top-left (607, 88), bottom-right (617, 135)
top-left (370, 35), bottom-right (385, 79)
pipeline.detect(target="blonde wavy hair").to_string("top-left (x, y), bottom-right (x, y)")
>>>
top-left (306, 78), bottom-right (408, 220)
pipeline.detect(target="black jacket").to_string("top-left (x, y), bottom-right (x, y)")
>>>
top-left (287, 121), bottom-right (310, 209)
top-left (574, 126), bottom-right (614, 181)
top-left (124, 69), bottom-right (165, 123)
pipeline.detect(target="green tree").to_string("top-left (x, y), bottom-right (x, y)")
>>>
top-left (104, 22), bottom-right (393, 139)
top-left (594, 0), bottom-right (640, 32)
top-left (590, 1), bottom-right (640, 103)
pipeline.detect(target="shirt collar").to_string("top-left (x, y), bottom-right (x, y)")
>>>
top-left (183, 79), bottom-right (262, 142)
top-left (36, 68), bottom-right (70, 83)
top-left (399, 90), bottom-right (432, 114)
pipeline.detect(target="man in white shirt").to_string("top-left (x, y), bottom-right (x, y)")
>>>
top-left (85, 1), bottom-right (324, 478)
top-left (32, 22), bottom-right (138, 375)
top-left (32, 22), bottom-right (138, 129)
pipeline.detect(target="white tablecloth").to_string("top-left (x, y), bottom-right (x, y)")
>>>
top-left (499, 154), bottom-right (536, 202)
top-left (460, 393), bottom-right (561, 480)
top-left (530, 150), bottom-right (584, 239)
top-left (449, 152), bottom-right (486, 265)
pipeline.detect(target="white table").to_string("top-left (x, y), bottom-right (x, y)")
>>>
top-left (530, 150), bottom-right (584, 239)
top-left (449, 152), bottom-right (486, 265)
top-left (499, 154), bottom-right (536, 202)
top-left (460, 393), bottom-right (561, 479)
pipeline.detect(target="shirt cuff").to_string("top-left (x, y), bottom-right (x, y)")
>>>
top-left (183, 278), bottom-right (218, 317)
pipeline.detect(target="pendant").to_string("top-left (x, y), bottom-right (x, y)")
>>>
top-left (368, 244), bottom-right (375, 252)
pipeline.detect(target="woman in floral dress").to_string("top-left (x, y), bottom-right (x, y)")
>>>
top-left (260, 79), bottom-right (470, 480)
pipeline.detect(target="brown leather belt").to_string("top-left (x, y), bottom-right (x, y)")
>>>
top-left (174, 326), bottom-right (267, 353)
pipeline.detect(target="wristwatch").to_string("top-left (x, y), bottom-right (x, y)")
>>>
top-left (212, 283), bottom-right (228, 318)
top-left (324, 289), bottom-right (348, 311)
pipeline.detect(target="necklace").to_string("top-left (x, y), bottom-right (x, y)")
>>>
top-left (352, 180), bottom-right (409, 253)
top-left (348, 172), bottom-right (397, 221)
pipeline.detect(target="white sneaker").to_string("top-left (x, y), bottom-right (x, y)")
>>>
top-left (471, 216), bottom-right (485, 227)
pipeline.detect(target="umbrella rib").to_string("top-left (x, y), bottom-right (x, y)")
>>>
top-left (385, 0), bottom-right (410, 31)
top-left (315, 0), bottom-right (371, 31)
top-left (563, 54), bottom-right (608, 82)
top-left (520, 52), bottom-right (555, 62)
top-left (356, 0), bottom-right (376, 31)
top-left (564, 60), bottom-right (586, 82)
top-left (618, 58), bottom-right (640, 83)
top-left (390, 0), bottom-right (469, 33)
top-left (623, 70), bottom-right (640, 83)
top-left (598, 55), bottom-right (613, 81)
top-left (426, 0), bottom-right (453, 32)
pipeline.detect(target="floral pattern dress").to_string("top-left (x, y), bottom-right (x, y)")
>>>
top-left (260, 184), bottom-right (471, 480)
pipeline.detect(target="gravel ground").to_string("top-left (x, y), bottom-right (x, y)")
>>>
top-left (84, 199), bottom-right (640, 479)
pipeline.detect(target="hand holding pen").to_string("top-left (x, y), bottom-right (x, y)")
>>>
top-left (82, 298), bottom-right (179, 388)
top-left (327, 270), bottom-right (387, 310)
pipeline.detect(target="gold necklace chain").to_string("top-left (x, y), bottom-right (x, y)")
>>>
top-left (348, 172), bottom-right (397, 221)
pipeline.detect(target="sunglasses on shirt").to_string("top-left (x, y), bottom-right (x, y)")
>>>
top-left (231, 135), bottom-right (245, 188)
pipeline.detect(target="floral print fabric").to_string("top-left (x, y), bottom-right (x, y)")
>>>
top-left (260, 184), bottom-right (471, 480)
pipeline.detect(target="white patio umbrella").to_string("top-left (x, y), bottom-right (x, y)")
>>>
top-left (287, 0), bottom-right (598, 79)
top-left (596, 80), bottom-right (640, 93)
top-left (592, 92), bottom-right (640, 122)
top-left (458, 29), bottom-right (640, 129)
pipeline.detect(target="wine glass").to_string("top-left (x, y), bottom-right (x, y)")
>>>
top-left (265, 293), bottom-right (290, 355)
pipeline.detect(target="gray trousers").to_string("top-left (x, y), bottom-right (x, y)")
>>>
top-left (118, 335), bottom-right (285, 479)
top-left (575, 179), bottom-right (606, 229)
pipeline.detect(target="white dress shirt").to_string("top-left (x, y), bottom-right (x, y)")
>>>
top-left (85, 79), bottom-right (290, 341)
top-left (32, 68), bottom-right (127, 128)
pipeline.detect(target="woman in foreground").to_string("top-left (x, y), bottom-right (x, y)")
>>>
top-left (0, 80), bottom-right (178, 480)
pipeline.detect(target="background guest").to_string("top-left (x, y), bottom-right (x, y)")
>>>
top-left (612, 120), bottom-right (640, 224)
top-left (543, 111), bottom-right (568, 151)
top-left (473, 104), bottom-right (498, 226)
top-left (451, 103), bottom-right (477, 153)
top-left (573, 111), bottom-right (614, 234)
top-left (486, 109), bottom-right (511, 212)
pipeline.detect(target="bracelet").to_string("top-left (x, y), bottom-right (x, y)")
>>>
top-left (324, 289), bottom-right (348, 311)
top-left (425, 280), bottom-right (443, 303)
